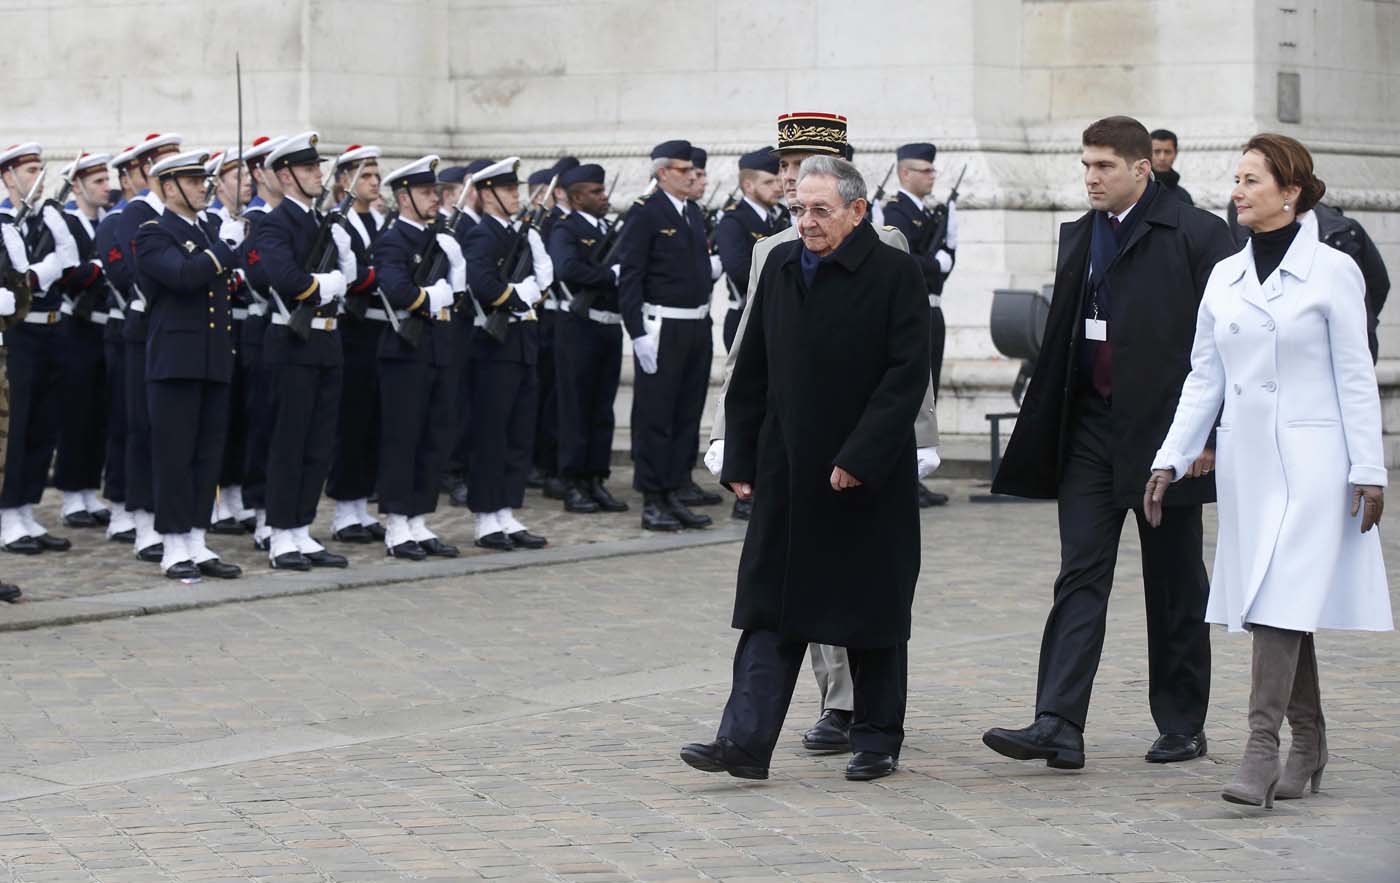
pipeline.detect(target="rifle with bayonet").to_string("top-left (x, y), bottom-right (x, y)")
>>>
top-left (870, 162), bottom-right (895, 207)
top-left (0, 168), bottom-right (46, 330)
top-left (597, 178), bottom-right (657, 265)
top-left (476, 173), bottom-right (553, 343)
top-left (283, 160), bottom-right (367, 336)
top-left (25, 151), bottom-right (83, 256)
top-left (922, 164), bottom-right (966, 258)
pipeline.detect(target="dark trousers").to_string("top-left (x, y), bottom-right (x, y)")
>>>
top-left (555, 315), bottom-right (621, 479)
top-left (265, 361), bottom-right (341, 530)
top-left (240, 343), bottom-right (271, 510)
top-left (631, 317), bottom-right (711, 494)
top-left (326, 318), bottom-right (379, 501)
top-left (448, 320), bottom-right (475, 478)
top-left (124, 328), bottom-right (155, 513)
top-left (722, 306), bottom-right (742, 353)
top-left (467, 356), bottom-right (537, 513)
top-left (1035, 394), bottom-right (1211, 734)
top-left (147, 379), bottom-right (229, 535)
top-left (218, 333), bottom-right (247, 489)
top-left (102, 324), bottom-right (127, 504)
top-left (53, 319), bottom-right (108, 493)
top-left (534, 309), bottom-right (559, 475)
top-left (378, 358), bottom-right (456, 517)
top-left (929, 304), bottom-right (946, 403)
top-left (717, 629), bottom-right (908, 764)
top-left (0, 324), bottom-right (64, 508)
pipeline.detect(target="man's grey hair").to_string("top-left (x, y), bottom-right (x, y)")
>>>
top-left (797, 156), bottom-right (867, 205)
top-left (651, 157), bottom-right (673, 176)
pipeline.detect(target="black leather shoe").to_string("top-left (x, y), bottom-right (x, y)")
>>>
top-left (982, 715), bottom-right (1086, 770)
top-left (916, 483), bottom-right (948, 508)
top-left (542, 475), bottom-right (569, 500)
top-left (419, 537), bottom-right (459, 558)
top-left (365, 522), bottom-right (386, 541)
top-left (304, 549), bottom-right (348, 568)
top-left (3, 536), bottom-right (42, 555)
top-left (388, 540), bottom-right (427, 560)
top-left (0, 582), bottom-right (20, 603)
top-left (475, 531), bottom-right (515, 552)
top-left (208, 517), bottom-right (245, 535)
top-left (239, 516), bottom-right (256, 532)
top-left (136, 542), bottom-right (165, 562)
top-left (1145, 731), bottom-right (1207, 764)
top-left (197, 559), bottom-right (242, 579)
top-left (845, 752), bottom-right (898, 781)
top-left (108, 528), bottom-right (136, 543)
top-left (164, 560), bottom-right (200, 580)
top-left (563, 483), bottom-right (600, 513)
top-left (331, 523), bottom-right (374, 544)
top-left (34, 534), bottom-right (71, 552)
top-left (270, 550), bottom-right (311, 571)
top-left (679, 737), bottom-right (768, 780)
top-left (62, 511), bottom-right (98, 529)
top-left (731, 498), bottom-right (752, 521)
top-left (509, 529), bottom-right (547, 549)
top-left (588, 478), bottom-right (629, 512)
top-left (448, 483), bottom-right (470, 508)
top-left (664, 493), bottom-right (712, 529)
top-left (802, 709), bottom-right (852, 754)
top-left (641, 501), bottom-right (683, 532)
top-left (90, 508), bottom-right (111, 526)
top-left (675, 481), bottom-right (722, 507)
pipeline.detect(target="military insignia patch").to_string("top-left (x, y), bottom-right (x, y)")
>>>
top-left (659, 228), bottom-right (677, 237)
top-left (581, 238), bottom-right (596, 247)
top-left (183, 241), bottom-right (198, 253)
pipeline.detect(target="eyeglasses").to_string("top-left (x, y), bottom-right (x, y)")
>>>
top-left (788, 202), bottom-right (848, 220)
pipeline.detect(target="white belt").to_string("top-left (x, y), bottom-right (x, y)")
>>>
top-left (369, 307), bottom-right (452, 323)
top-left (928, 294), bottom-right (942, 309)
top-left (128, 299), bottom-right (146, 313)
top-left (231, 308), bottom-right (249, 321)
top-left (22, 310), bottom-right (64, 325)
top-left (587, 309), bottom-right (622, 325)
top-left (59, 302), bottom-right (73, 316)
top-left (247, 303), bottom-right (268, 317)
top-left (365, 308), bottom-right (391, 322)
top-left (271, 314), bottom-right (338, 331)
top-left (473, 313), bottom-right (534, 328)
top-left (87, 311), bottom-right (109, 326)
top-left (107, 309), bottom-right (125, 322)
top-left (642, 302), bottom-right (709, 320)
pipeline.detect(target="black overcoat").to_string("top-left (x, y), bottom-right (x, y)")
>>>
top-left (991, 186), bottom-right (1236, 507)
top-left (721, 222), bottom-right (929, 648)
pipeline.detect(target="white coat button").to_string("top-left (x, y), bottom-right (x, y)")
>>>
top-left (1263, 381), bottom-right (1277, 392)
top-left (1234, 384), bottom-right (1242, 395)
top-left (1229, 323), bottom-right (1240, 334)
top-left (1265, 319), bottom-right (1276, 331)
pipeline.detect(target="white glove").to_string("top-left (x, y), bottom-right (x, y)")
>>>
top-left (526, 227), bottom-right (553, 289)
top-left (934, 249), bottom-right (953, 275)
top-left (312, 270), bottom-right (347, 306)
top-left (632, 333), bottom-right (659, 375)
top-left (610, 263), bottom-right (621, 284)
top-left (944, 200), bottom-right (958, 250)
top-left (704, 440), bottom-right (724, 477)
top-left (28, 252), bottom-right (64, 291)
top-left (513, 277), bottom-right (543, 307)
top-left (42, 205), bottom-right (80, 268)
top-left (436, 233), bottom-right (467, 292)
top-left (0, 223), bottom-right (27, 271)
top-left (331, 224), bottom-right (357, 281)
top-left (0, 287), bottom-right (15, 317)
top-left (426, 279), bottom-right (454, 312)
top-left (709, 253), bottom-right (723, 280)
top-left (916, 446), bottom-right (941, 479)
top-left (218, 217), bottom-right (245, 249)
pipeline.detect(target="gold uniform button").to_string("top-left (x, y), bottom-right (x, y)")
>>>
top-left (209, 322), bottom-right (216, 329)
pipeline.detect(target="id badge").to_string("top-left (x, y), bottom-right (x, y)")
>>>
top-left (1085, 318), bottom-right (1108, 342)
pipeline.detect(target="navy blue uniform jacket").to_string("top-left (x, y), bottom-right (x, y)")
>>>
top-left (134, 210), bottom-right (237, 383)
top-left (613, 190), bottom-right (711, 339)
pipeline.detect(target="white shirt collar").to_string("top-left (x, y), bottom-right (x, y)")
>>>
top-left (1110, 202), bottom-right (1135, 225)
top-left (743, 197), bottom-right (770, 223)
top-left (285, 193), bottom-right (313, 214)
top-left (663, 189), bottom-right (687, 218)
top-left (140, 190), bottom-right (165, 214)
top-left (577, 211), bottom-right (603, 230)
top-left (397, 215), bottom-right (426, 231)
top-left (898, 188), bottom-right (926, 209)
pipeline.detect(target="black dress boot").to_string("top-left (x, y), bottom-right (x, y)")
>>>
top-left (587, 478), bottom-right (629, 512)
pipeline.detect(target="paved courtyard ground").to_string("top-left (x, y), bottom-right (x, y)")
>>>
top-left (0, 478), bottom-right (1397, 881)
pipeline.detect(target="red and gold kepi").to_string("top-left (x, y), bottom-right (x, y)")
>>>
top-left (774, 112), bottom-right (848, 156)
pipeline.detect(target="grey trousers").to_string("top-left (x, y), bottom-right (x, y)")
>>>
top-left (809, 643), bottom-right (854, 712)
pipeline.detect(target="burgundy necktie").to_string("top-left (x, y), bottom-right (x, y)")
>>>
top-left (1091, 216), bottom-right (1120, 399)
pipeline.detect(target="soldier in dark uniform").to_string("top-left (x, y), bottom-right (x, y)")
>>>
top-left (615, 140), bottom-right (720, 532)
top-left (881, 142), bottom-right (955, 508)
top-left (716, 148), bottom-right (782, 353)
top-left (526, 165), bottom-right (567, 500)
top-left (440, 160), bottom-right (488, 509)
top-left (54, 152), bottom-right (116, 529)
top-left (541, 156), bottom-right (578, 244)
top-left (135, 149), bottom-right (242, 580)
top-left (254, 131), bottom-right (357, 570)
top-left (0, 142), bottom-right (81, 554)
top-left (326, 144), bottom-right (388, 545)
top-left (548, 162), bottom-right (629, 515)
top-left (461, 157), bottom-right (551, 551)
top-left (372, 155), bottom-right (462, 559)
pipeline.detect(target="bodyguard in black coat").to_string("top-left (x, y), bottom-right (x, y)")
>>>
top-left (134, 149), bottom-right (242, 580)
top-left (683, 159), bottom-right (928, 784)
top-left (984, 117), bottom-right (1236, 771)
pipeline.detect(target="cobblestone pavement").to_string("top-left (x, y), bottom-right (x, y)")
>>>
top-left (0, 482), bottom-right (1397, 881)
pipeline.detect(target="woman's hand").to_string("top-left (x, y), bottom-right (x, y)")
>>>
top-left (1143, 468), bottom-right (1175, 528)
top-left (1351, 485), bottom-right (1385, 533)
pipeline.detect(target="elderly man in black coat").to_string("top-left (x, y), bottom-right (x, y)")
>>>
top-left (983, 116), bottom-right (1236, 770)
top-left (680, 156), bottom-right (929, 783)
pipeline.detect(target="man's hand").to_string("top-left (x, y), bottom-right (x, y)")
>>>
top-left (732, 481), bottom-right (753, 501)
top-left (1186, 448), bottom-right (1215, 479)
top-left (1143, 468), bottom-right (1175, 528)
top-left (830, 466), bottom-right (862, 492)
top-left (1351, 485), bottom-right (1385, 533)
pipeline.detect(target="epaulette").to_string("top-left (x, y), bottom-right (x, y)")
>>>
top-left (755, 234), bottom-right (767, 243)
top-left (883, 196), bottom-right (899, 206)
top-left (140, 219), bottom-right (160, 227)
top-left (883, 225), bottom-right (897, 232)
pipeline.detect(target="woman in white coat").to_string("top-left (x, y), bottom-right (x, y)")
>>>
top-left (1145, 133), bottom-right (1391, 809)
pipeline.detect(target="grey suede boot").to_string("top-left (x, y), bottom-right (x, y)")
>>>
top-left (1221, 625), bottom-right (1303, 809)
top-left (1276, 633), bottom-right (1327, 799)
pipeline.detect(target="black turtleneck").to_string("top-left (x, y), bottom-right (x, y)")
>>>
top-left (1252, 221), bottom-right (1300, 283)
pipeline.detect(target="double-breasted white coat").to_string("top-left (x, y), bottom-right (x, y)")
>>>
top-left (1153, 231), bottom-right (1392, 633)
